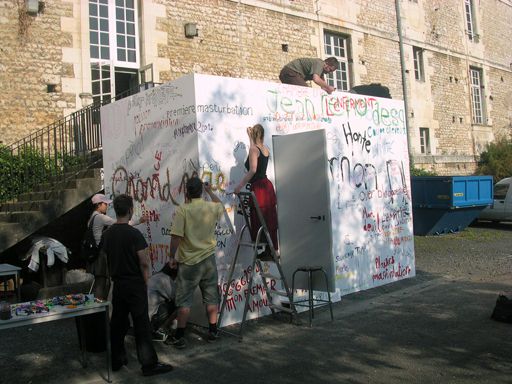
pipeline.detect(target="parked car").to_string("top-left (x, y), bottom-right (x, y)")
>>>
top-left (478, 177), bottom-right (512, 222)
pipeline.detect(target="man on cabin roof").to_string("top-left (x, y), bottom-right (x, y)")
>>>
top-left (279, 57), bottom-right (339, 94)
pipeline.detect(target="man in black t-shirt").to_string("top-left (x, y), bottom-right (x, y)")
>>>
top-left (101, 194), bottom-right (173, 377)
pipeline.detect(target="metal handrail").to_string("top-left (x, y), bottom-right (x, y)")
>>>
top-left (2, 82), bottom-right (159, 203)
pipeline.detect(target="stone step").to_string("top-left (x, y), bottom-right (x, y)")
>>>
top-left (0, 210), bottom-right (46, 224)
top-left (16, 189), bottom-right (72, 202)
top-left (45, 166), bottom-right (102, 184)
top-left (0, 167), bottom-right (103, 254)
top-left (0, 223), bottom-right (26, 251)
top-left (0, 200), bottom-right (48, 213)
top-left (32, 179), bottom-right (78, 192)
top-left (33, 168), bottom-right (102, 192)
top-left (15, 171), bottom-right (102, 203)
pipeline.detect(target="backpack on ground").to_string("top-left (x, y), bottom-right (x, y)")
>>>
top-left (81, 215), bottom-right (100, 263)
top-left (491, 292), bottom-right (512, 323)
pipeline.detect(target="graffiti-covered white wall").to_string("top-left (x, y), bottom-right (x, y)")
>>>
top-left (101, 73), bottom-right (415, 326)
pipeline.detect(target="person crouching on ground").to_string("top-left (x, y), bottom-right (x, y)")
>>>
top-left (100, 194), bottom-right (173, 376)
top-left (147, 262), bottom-right (178, 342)
top-left (166, 177), bottom-right (224, 349)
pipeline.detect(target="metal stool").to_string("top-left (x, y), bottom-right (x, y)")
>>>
top-left (291, 266), bottom-right (334, 327)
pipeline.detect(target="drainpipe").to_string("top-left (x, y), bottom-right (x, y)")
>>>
top-left (315, 0), bottom-right (323, 53)
top-left (395, 0), bottom-right (414, 162)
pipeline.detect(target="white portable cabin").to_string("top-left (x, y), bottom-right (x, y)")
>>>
top-left (101, 73), bottom-right (415, 326)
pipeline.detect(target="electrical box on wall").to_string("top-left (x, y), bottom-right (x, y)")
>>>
top-left (26, 0), bottom-right (39, 15)
top-left (184, 23), bottom-right (198, 38)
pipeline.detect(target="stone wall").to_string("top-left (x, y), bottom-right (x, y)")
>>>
top-left (429, 52), bottom-right (473, 156)
top-left (488, 69), bottom-right (512, 140)
top-left (357, 34), bottom-right (403, 100)
top-left (156, 1), bottom-right (317, 83)
top-left (422, 0), bottom-right (466, 51)
top-left (355, 0), bottom-right (397, 35)
top-left (415, 155), bottom-right (478, 176)
top-left (481, 0), bottom-right (512, 66)
top-left (0, 0), bottom-right (510, 178)
top-left (0, 0), bottom-right (76, 145)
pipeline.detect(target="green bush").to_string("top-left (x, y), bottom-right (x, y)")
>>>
top-left (0, 145), bottom-right (46, 201)
top-left (0, 144), bottom-right (86, 202)
top-left (410, 162), bottom-right (437, 176)
top-left (0, 146), bottom-right (14, 201)
top-left (476, 137), bottom-right (512, 181)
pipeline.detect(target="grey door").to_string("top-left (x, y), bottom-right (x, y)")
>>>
top-left (272, 129), bottom-right (334, 291)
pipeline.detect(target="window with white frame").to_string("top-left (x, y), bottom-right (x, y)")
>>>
top-left (464, 0), bottom-right (477, 41)
top-left (89, 1), bottom-right (110, 61)
top-left (469, 67), bottom-right (485, 124)
top-left (413, 46), bottom-right (424, 81)
top-left (89, 0), bottom-right (139, 104)
top-left (89, 0), bottom-right (138, 66)
top-left (91, 63), bottom-right (112, 105)
top-left (419, 127), bottom-right (431, 154)
top-left (323, 32), bottom-right (351, 91)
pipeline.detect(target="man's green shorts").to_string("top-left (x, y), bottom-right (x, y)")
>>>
top-left (176, 254), bottom-right (219, 307)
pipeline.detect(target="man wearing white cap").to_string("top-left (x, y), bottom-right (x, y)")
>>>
top-left (87, 193), bottom-right (146, 299)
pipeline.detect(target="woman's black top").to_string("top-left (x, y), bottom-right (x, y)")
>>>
top-left (245, 146), bottom-right (269, 183)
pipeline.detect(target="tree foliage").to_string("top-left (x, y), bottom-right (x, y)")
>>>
top-left (410, 161), bottom-right (437, 176)
top-left (476, 138), bottom-right (512, 181)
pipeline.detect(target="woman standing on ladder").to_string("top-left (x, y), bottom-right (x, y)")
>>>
top-left (234, 124), bottom-right (279, 258)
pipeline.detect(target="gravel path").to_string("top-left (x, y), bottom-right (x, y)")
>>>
top-left (1, 222), bottom-right (511, 384)
top-left (415, 222), bottom-right (512, 281)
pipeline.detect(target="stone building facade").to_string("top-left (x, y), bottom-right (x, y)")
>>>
top-left (0, 0), bottom-right (510, 175)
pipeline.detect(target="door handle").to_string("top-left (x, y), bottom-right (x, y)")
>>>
top-left (309, 215), bottom-right (325, 220)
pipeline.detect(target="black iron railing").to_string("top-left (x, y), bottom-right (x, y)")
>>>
top-left (1, 82), bottom-right (158, 203)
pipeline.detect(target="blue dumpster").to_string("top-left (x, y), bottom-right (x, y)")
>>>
top-left (411, 176), bottom-right (493, 235)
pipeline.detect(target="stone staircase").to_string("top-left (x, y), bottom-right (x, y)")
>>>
top-left (0, 166), bottom-right (103, 255)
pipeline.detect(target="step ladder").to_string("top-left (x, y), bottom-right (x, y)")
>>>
top-left (217, 191), bottom-right (297, 339)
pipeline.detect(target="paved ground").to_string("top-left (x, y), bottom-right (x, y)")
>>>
top-left (1, 222), bottom-right (511, 384)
